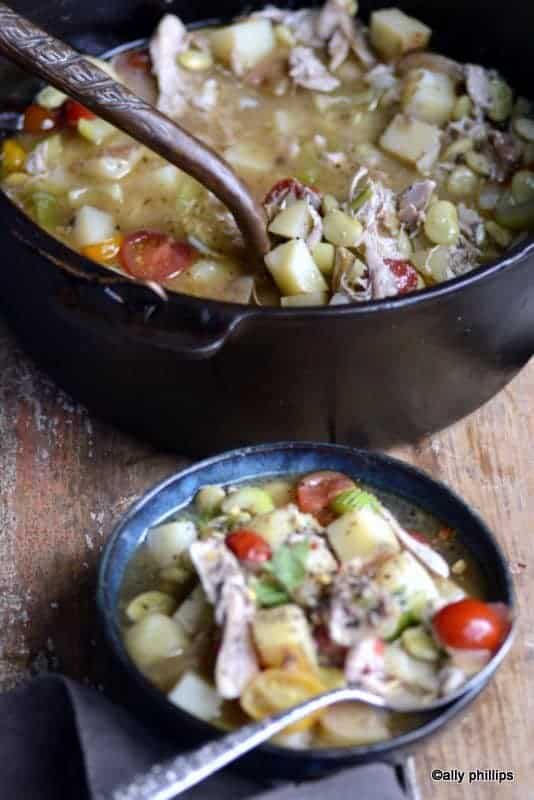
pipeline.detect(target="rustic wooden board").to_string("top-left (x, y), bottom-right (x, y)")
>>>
top-left (0, 317), bottom-right (532, 799)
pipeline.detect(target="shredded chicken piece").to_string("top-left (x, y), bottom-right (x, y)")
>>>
top-left (398, 180), bottom-right (436, 233)
top-left (316, 0), bottom-right (375, 69)
top-left (364, 63), bottom-right (398, 92)
top-left (189, 539), bottom-right (242, 615)
top-left (457, 203), bottom-right (485, 245)
top-left (253, 6), bottom-right (322, 47)
top-left (289, 46), bottom-right (340, 92)
top-left (332, 247), bottom-right (371, 302)
top-left (25, 141), bottom-right (50, 176)
top-left (215, 581), bottom-right (259, 699)
top-left (361, 231), bottom-right (399, 299)
top-left (191, 79), bottom-right (218, 111)
top-left (328, 29), bottom-right (350, 71)
top-left (306, 204), bottom-right (324, 250)
top-left (345, 637), bottom-right (388, 692)
top-left (149, 14), bottom-right (189, 117)
top-left (190, 539), bottom-right (259, 699)
top-left (487, 130), bottom-right (522, 182)
top-left (466, 64), bottom-right (492, 112)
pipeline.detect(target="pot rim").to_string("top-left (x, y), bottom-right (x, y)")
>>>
top-left (97, 441), bottom-right (516, 764)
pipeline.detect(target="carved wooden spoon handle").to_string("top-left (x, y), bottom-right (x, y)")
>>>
top-left (0, 3), bottom-right (270, 260)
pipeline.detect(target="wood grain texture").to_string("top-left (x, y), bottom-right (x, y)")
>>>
top-left (0, 317), bottom-right (532, 798)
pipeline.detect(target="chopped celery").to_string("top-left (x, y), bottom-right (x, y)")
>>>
top-left (351, 183), bottom-right (373, 212)
top-left (31, 192), bottom-right (60, 228)
top-left (221, 487), bottom-right (275, 515)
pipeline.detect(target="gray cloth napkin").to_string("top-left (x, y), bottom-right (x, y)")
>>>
top-left (0, 675), bottom-right (412, 800)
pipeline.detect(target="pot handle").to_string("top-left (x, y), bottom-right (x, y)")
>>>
top-left (56, 279), bottom-right (249, 361)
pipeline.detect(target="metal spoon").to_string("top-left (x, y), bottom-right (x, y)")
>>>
top-left (0, 3), bottom-right (271, 261)
top-left (109, 684), bottom-right (461, 800)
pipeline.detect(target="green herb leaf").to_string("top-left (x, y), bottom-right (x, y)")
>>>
top-left (253, 578), bottom-right (290, 607)
top-left (268, 540), bottom-right (310, 594)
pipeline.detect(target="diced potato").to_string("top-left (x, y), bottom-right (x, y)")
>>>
top-left (374, 551), bottom-right (439, 617)
top-left (370, 9), bottom-right (431, 61)
top-left (168, 671), bottom-right (222, 721)
top-left (125, 613), bottom-right (188, 671)
top-left (281, 292), bottom-right (328, 307)
top-left (323, 210), bottom-right (363, 247)
top-left (82, 146), bottom-right (144, 180)
top-left (402, 69), bottom-right (456, 125)
top-left (326, 507), bottom-right (400, 564)
top-left (248, 506), bottom-right (307, 548)
top-left (379, 113), bottom-right (441, 172)
top-left (384, 642), bottom-right (439, 692)
top-left (73, 205), bottom-right (116, 248)
top-left (224, 142), bottom-right (274, 173)
top-left (146, 519), bottom-right (197, 568)
top-left (211, 18), bottom-right (276, 74)
top-left (265, 239), bottom-right (328, 296)
top-left (173, 585), bottom-right (210, 636)
top-left (320, 703), bottom-right (391, 746)
top-left (252, 605), bottom-right (318, 671)
top-left (268, 200), bottom-right (312, 239)
top-left (36, 85), bottom-right (67, 109)
top-left (311, 242), bottom-right (336, 274)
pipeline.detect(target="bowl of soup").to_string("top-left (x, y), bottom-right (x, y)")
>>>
top-left (0, 0), bottom-right (534, 454)
top-left (97, 442), bottom-right (515, 778)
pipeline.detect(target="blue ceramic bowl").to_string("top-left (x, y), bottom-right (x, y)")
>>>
top-left (97, 443), bottom-right (515, 779)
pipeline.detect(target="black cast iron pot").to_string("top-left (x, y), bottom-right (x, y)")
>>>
top-left (1, 0), bottom-right (534, 456)
top-left (97, 443), bottom-right (516, 781)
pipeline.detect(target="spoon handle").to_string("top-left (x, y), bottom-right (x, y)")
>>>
top-left (0, 3), bottom-right (270, 259)
top-left (110, 686), bottom-right (383, 800)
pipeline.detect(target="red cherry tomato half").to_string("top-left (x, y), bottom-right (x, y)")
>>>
top-left (296, 471), bottom-right (355, 515)
top-left (432, 598), bottom-right (509, 652)
top-left (125, 50), bottom-right (152, 70)
top-left (384, 259), bottom-right (419, 295)
top-left (64, 100), bottom-right (95, 127)
top-left (226, 529), bottom-right (272, 563)
top-left (119, 230), bottom-right (198, 282)
top-left (263, 177), bottom-right (320, 206)
top-left (23, 104), bottom-right (61, 134)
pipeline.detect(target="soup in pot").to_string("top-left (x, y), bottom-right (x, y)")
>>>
top-left (2, 2), bottom-right (534, 305)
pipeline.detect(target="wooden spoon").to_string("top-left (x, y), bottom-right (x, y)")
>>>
top-left (0, 3), bottom-right (271, 261)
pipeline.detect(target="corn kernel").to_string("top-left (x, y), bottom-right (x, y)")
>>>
top-left (177, 49), bottom-right (213, 71)
top-left (2, 139), bottom-right (26, 173)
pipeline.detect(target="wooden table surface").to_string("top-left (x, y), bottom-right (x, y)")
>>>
top-left (0, 316), bottom-right (532, 800)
